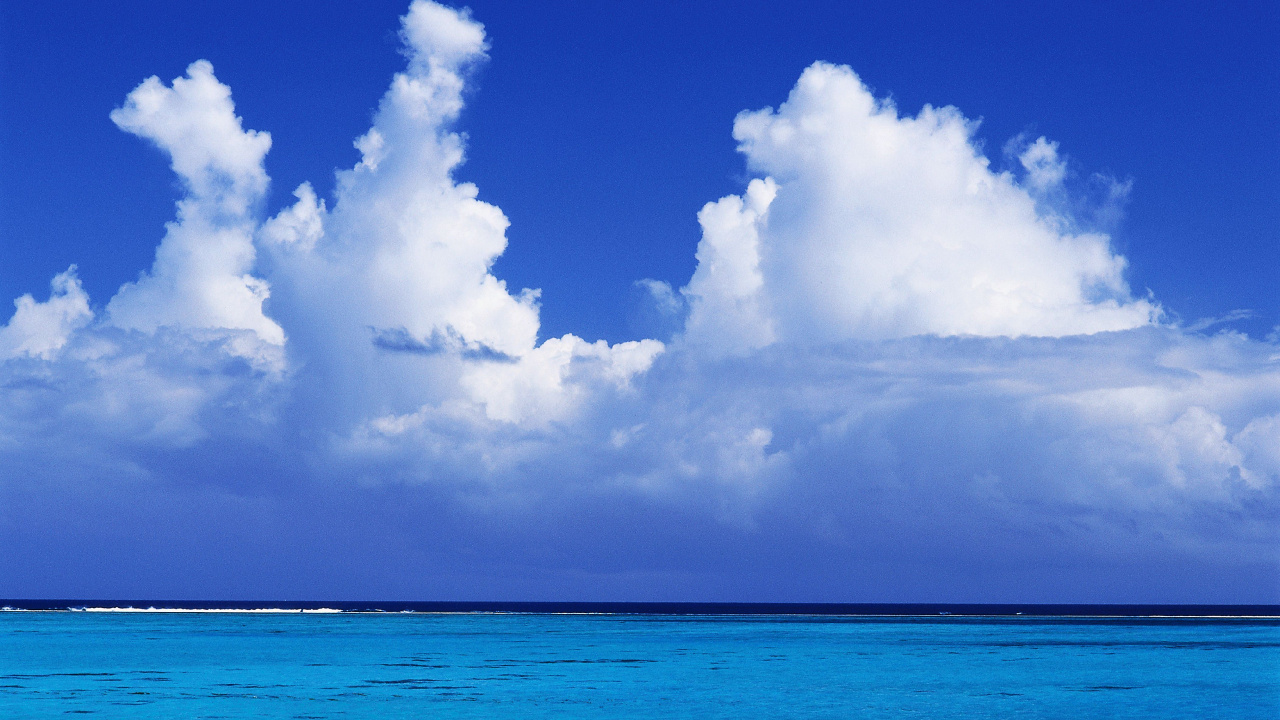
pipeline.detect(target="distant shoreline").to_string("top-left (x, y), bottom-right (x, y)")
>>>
top-left (3, 601), bottom-right (1278, 618)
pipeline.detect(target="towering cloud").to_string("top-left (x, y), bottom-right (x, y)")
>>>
top-left (105, 61), bottom-right (283, 370)
top-left (261, 0), bottom-right (660, 426)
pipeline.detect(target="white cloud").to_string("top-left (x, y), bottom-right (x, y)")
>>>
top-left (1236, 414), bottom-right (1280, 487)
top-left (461, 336), bottom-right (663, 423)
top-left (106, 60), bottom-right (284, 367)
top-left (1018, 136), bottom-right (1067, 191)
top-left (635, 279), bottom-right (683, 317)
top-left (0, 266), bottom-right (92, 360)
top-left (683, 62), bottom-right (1160, 347)
top-left (259, 183), bottom-right (324, 251)
top-left (262, 0), bottom-right (660, 427)
top-left (0, 2), bottom-right (1275, 600)
top-left (271, 0), bottom-right (535, 360)
top-left (681, 178), bottom-right (777, 356)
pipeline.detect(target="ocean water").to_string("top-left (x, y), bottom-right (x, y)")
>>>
top-left (1, 610), bottom-right (1276, 718)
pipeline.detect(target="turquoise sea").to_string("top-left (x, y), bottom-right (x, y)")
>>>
top-left (1, 610), bottom-right (1276, 718)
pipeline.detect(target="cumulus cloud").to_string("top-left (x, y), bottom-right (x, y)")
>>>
top-left (261, 0), bottom-right (660, 426)
top-left (0, 2), bottom-right (1275, 601)
top-left (1237, 414), bottom-right (1280, 487)
top-left (681, 178), bottom-right (778, 355)
top-left (106, 60), bottom-right (283, 367)
top-left (0, 266), bottom-right (92, 360)
top-left (263, 0), bottom-right (537, 360)
top-left (460, 336), bottom-right (663, 424)
top-left (682, 63), bottom-right (1160, 349)
top-left (1018, 136), bottom-right (1067, 191)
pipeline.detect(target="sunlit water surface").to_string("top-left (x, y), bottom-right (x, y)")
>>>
top-left (1, 612), bottom-right (1276, 718)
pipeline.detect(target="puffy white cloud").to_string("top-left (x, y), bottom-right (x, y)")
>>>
top-left (267, 0), bottom-right (535, 360)
top-left (1236, 414), bottom-right (1280, 487)
top-left (0, 266), bottom-right (92, 360)
top-left (106, 60), bottom-right (283, 366)
top-left (683, 63), bottom-right (1160, 348)
top-left (261, 0), bottom-right (659, 427)
top-left (461, 336), bottom-right (663, 423)
top-left (258, 183), bottom-right (324, 251)
top-left (1155, 406), bottom-right (1247, 490)
top-left (399, 0), bottom-right (487, 69)
top-left (681, 178), bottom-right (777, 356)
top-left (1018, 136), bottom-right (1067, 191)
top-left (108, 60), bottom-right (269, 212)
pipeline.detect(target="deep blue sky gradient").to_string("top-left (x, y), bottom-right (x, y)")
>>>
top-left (3, 0), bottom-right (1277, 342)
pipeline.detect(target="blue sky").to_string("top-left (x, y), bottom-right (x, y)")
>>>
top-left (4, 0), bottom-right (1277, 342)
top-left (0, 1), bottom-right (1277, 601)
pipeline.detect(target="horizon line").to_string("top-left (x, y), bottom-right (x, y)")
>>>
top-left (4, 600), bottom-right (1278, 618)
